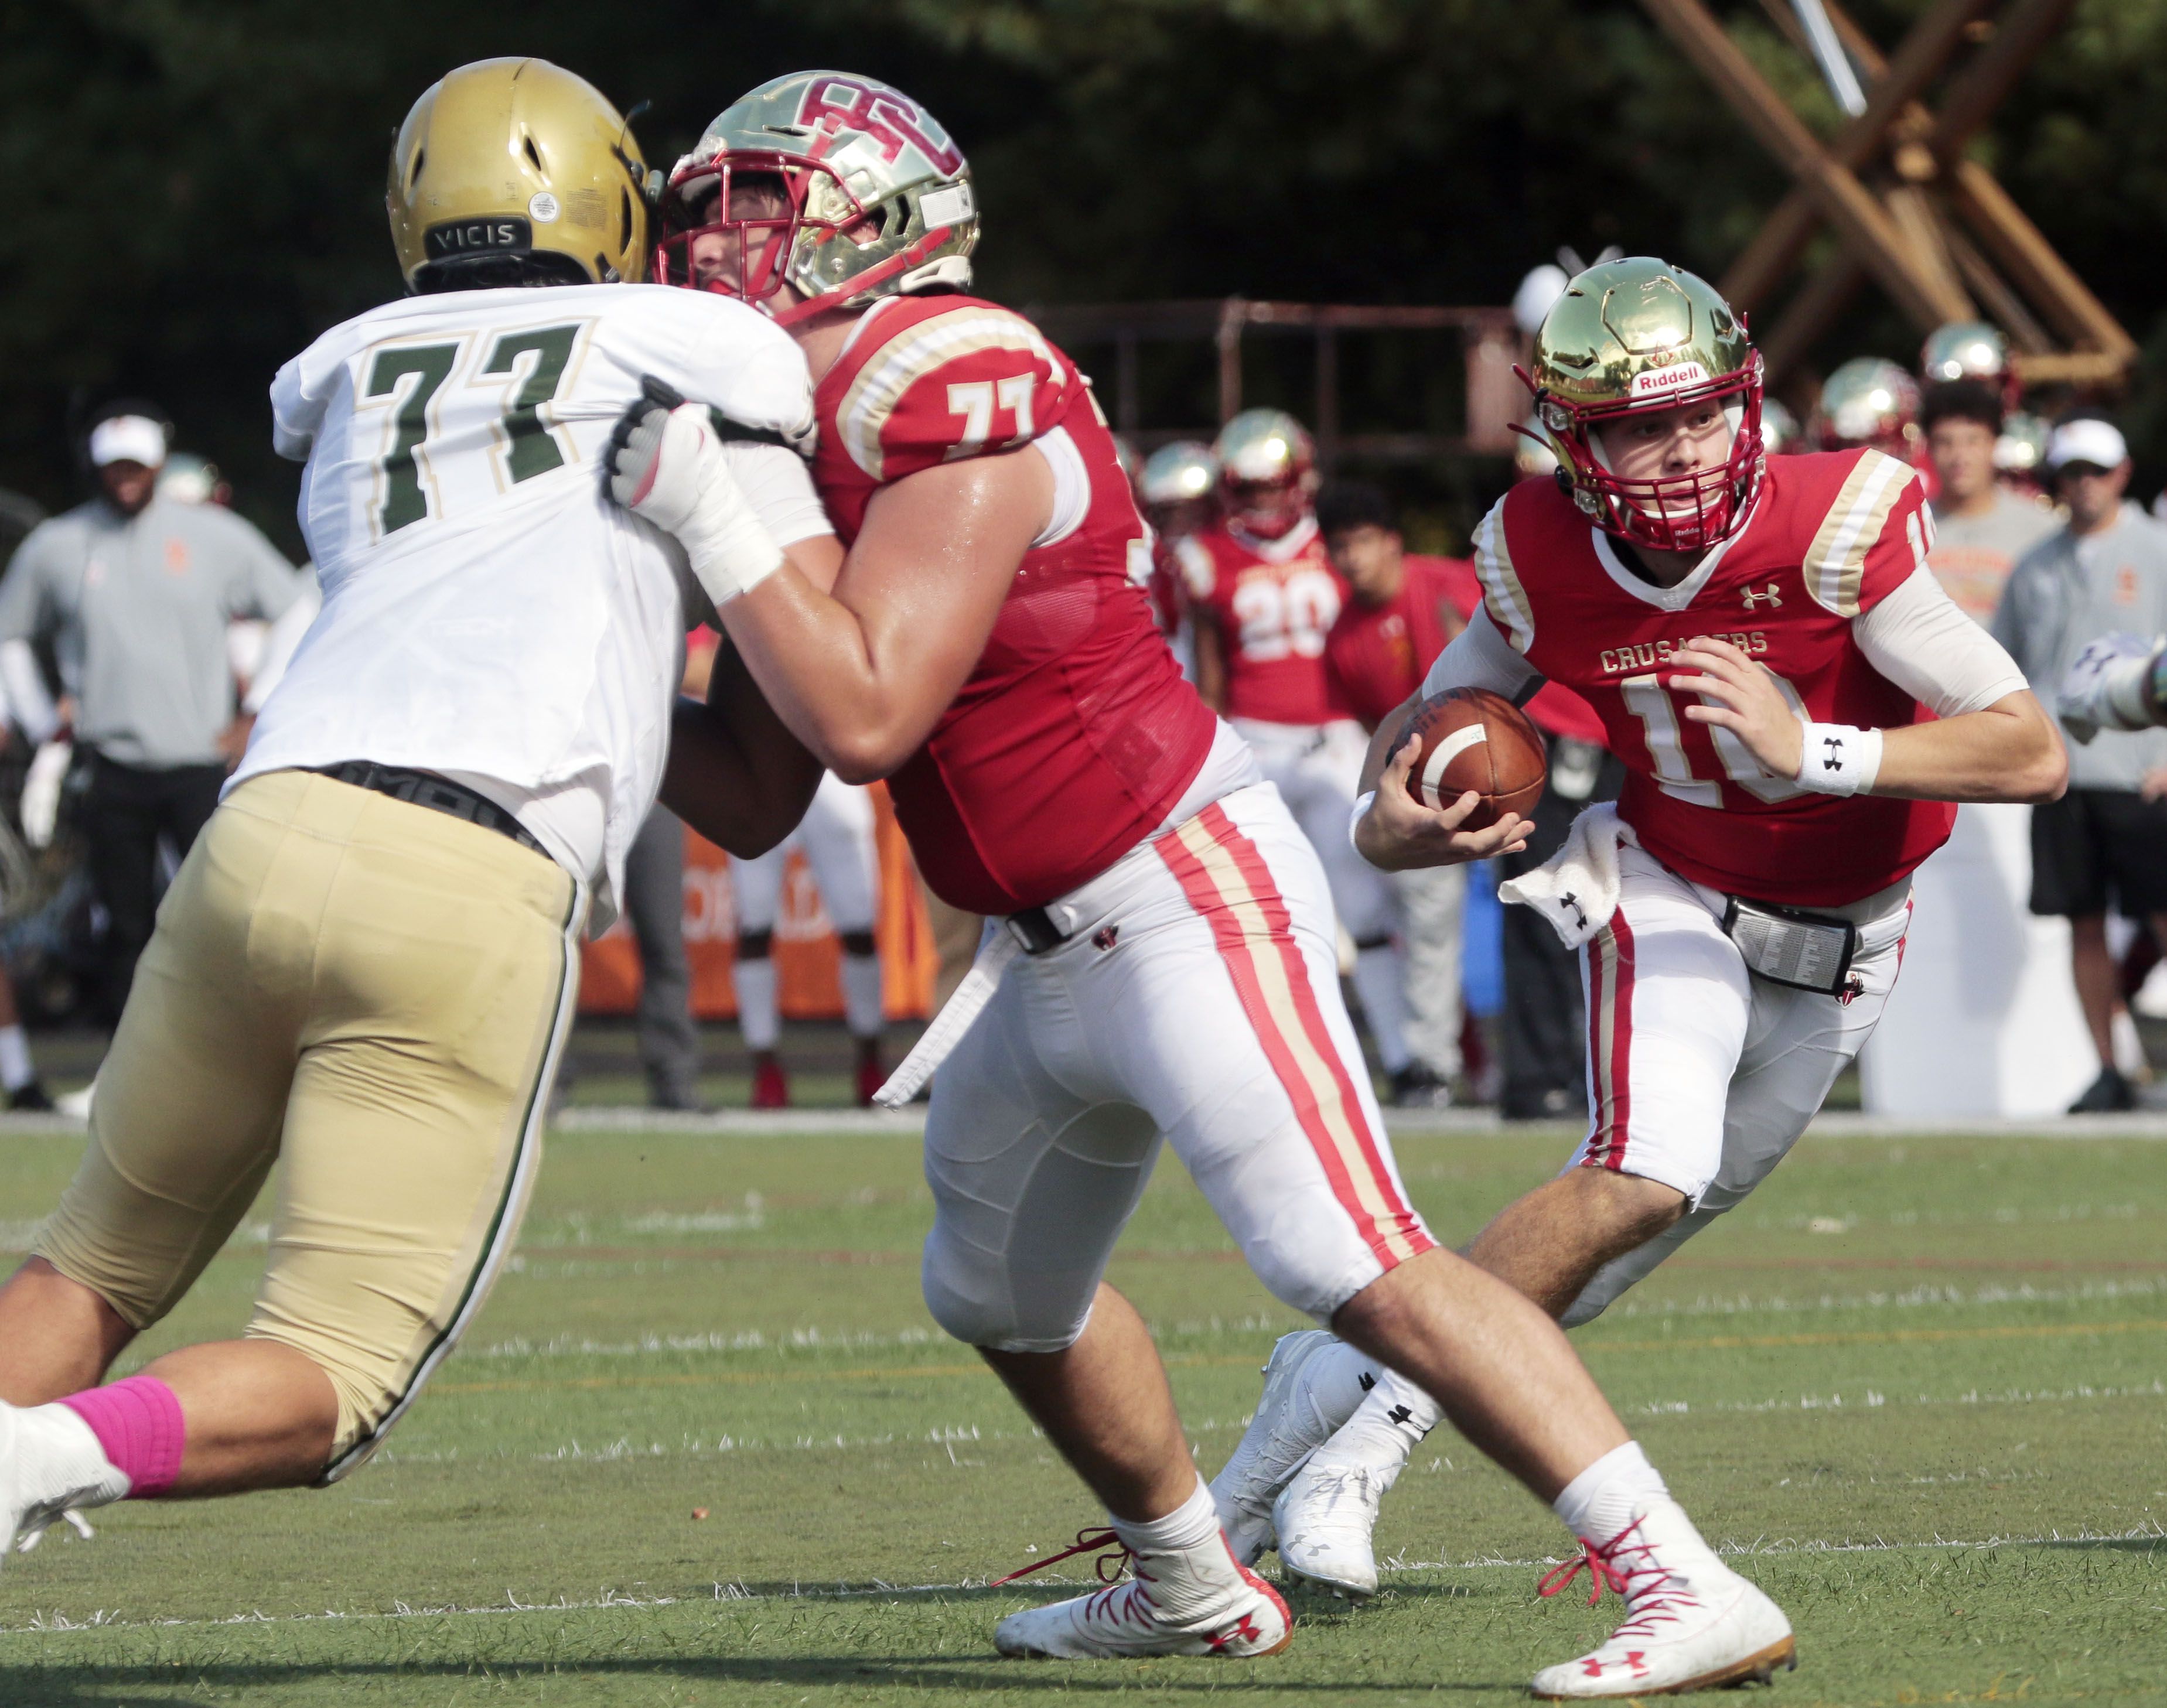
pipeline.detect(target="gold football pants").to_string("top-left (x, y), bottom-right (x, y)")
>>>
top-left (36, 768), bottom-right (581, 1478)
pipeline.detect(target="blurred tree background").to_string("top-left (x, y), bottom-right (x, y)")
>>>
top-left (4, 0), bottom-right (2165, 553)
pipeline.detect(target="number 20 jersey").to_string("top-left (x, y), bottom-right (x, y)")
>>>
top-left (1474, 448), bottom-right (1955, 908)
top-left (243, 284), bottom-right (815, 921)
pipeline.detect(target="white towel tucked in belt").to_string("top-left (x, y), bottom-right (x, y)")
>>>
top-left (872, 927), bottom-right (1021, 1109)
top-left (1496, 802), bottom-right (1634, 950)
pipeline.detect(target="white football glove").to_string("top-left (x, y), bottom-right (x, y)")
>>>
top-left (2057, 632), bottom-right (2164, 746)
top-left (606, 384), bottom-right (783, 607)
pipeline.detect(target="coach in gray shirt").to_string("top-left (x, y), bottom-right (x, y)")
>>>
top-left (0, 405), bottom-right (302, 1022)
top-left (1991, 416), bottom-right (2167, 1111)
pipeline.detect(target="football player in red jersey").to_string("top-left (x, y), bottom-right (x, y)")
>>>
top-left (616, 84), bottom-right (1802, 1693)
top-left (1183, 412), bottom-right (1420, 1097)
top-left (1210, 260), bottom-right (2066, 1652)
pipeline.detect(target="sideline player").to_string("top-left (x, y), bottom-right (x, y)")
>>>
top-left (1209, 258), bottom-right (2064, 1604)
top-left (1133, 440), bottom-right (1217, 668)
top-left (1182, 412), bottom-right (1419, 1095)
top-left (625, 76), bottom-right (1803, 1695)
top-left (0, 59), bottom-right (835, 1548)
top-left (730, 770), bottom-right (886, 1107)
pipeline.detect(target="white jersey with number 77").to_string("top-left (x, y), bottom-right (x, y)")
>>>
top-left (238, 283), bottom-right (821, 925)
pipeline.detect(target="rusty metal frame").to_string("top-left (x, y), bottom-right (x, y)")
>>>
top-left (1024, 298), bottom-right (1524, 466)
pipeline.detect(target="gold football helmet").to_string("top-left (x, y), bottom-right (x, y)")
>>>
top-left (387, 58), bottom-right (650, 292)
top-left (1213, 409), bottom-right (1316, 540)
top-left (1816, 357), bottom-right (1920, 455)
top-left (1522, 257), bottom-right (1764, 552)
top-left (656, 71), bottom-right (977, 323)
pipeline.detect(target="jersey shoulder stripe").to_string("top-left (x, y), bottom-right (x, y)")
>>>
top-left (832, 299), bottom-right (1064, 481)
top-left (1475, 494), bottom-right (1536, 654)
top-left (1801, 448), bottom-right (1916, 618)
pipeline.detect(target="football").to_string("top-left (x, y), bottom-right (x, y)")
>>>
top-left (1400, 686), bottom-right (1547, 830)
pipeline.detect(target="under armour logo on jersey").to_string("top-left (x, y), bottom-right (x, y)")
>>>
top-left (1357, 1371), bottom-right (1377, 1392)
top-left (1821, 735), bottom-right (1846, 771)
top-left (1386, 1404), bottom-right (1415, 1428)
top-left (1741, 582), bottom-right (1783, 610)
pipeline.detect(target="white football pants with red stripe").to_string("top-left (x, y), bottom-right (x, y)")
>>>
top-left (920, 783), bottom-right (1434, 1352)
top-left (1562, 841), bottom-right (1912, 1328)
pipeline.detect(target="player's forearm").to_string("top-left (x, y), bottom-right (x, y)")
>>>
top-left (717, 568), bottom-right (951, 784)
top-left (1868, 691), bottom-right (2067, 805)
top-left (661, 653), bottom-right (825, 858)
top-left (1358, 694), bottom-right (1422, 794)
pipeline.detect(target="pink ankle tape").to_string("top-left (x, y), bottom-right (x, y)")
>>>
top-left (59, 1375), bottom-right (185, 1498)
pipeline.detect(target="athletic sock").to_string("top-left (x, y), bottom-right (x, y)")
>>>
top-left (1351, 944), bottom-right (1412, 1075)
top-left (33, 1375), bottom-right (184, 1507)
top-left (1110, 1474), bottom-right (1243, 1611)
top-left (840, 952), bottom-right (885, 1040)
top-left (734, 957), bottom-right (780, 1051)
top-left (0, 1024), bottom-right (33, 1092)
top-left (1552, 1439), bottom-right (1668, 1545)
top-left (1308, 1365), bottom-right (1437, 1482)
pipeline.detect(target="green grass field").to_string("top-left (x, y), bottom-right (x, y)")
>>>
top-left (0, 1116), bottom-right (2162, 1706)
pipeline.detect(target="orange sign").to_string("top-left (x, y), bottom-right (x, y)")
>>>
top-left (578, 781), bottom-right (938, 1020)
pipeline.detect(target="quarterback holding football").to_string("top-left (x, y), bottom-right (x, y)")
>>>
top-left (1210, 258), bottom-right (2066, 1627)
top-left (612, 80), bottom-right (1807, 1697)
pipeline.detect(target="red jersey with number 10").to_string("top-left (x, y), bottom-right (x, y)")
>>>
top-left (810, 295), bottom-right (1216, 914)
top-left (1475, 448), bottom-right (1954, 908)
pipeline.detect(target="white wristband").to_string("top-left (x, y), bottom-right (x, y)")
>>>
top-left (1349, 790), bottom-right (1376, 852)
top-left (1796, 723), bottom-right (1882, 796)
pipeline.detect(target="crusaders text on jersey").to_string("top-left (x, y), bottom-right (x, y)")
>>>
top-left (1182, 517), bottom-right (1353, 726)
top-left (1473, 447), bottom-right (1953, 907)
top-left (810, 295), bottom-right (1217, 913)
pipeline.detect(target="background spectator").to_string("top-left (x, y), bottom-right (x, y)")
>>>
top-left (0, 401), bottom-right (303, 1024)
top-left (1992, 416), bottom-right (2167, 1111)
top-left (1922, 380), bottom-right (2057, 624)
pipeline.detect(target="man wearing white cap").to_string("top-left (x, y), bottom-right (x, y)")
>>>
top-left (0, 399), bottom-right (304, 1023)
top-left (1992, 415), bottom-right (2167, 1111)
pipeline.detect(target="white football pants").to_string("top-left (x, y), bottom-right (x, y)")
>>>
top-left (1561, 842), bottom-right (1912, 1325)
top-left (920, 783), bottom-right (1434, 1353)
top-left (731, 773), bottom-right (883, 1046)
top-left (1233, 716), bottom-right (1410, 1073)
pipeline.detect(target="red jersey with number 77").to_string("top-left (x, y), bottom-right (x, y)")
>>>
top-left (809, 294), bottom-right (1217, 914)
top-left (1473, 447), bottom-right (1955, 908)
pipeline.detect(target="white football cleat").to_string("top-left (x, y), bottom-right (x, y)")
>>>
top-left (994, 1540), bottom-right (1293, 1660)
top-left (0, 1399), bottom-right (129, 1567)
top-left (1530, 1498), bottom-right (1796, 1699)
top-left (1207, 1330), bottom-right (1363, 1566)
top-left (1272, 1461), bottom-right (1384, 1601)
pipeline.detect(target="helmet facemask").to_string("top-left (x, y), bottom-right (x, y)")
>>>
top-left (1527, 356), bottom-right (1766, 554)
top-left (654, 154), bottom-right (875, 323)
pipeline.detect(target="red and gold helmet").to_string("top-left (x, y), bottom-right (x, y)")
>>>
top-left (1520, 257), bottom-right (1763, 554)
top-left (654, 71), bottom-right (976, 324)
top-left (1213, 409), bottom-right (1316, 540)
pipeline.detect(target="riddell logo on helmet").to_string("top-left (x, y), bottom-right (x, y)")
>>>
top-left (799, 77), bottom-right (963, 175)
top-left (1627, 361), bottom-right (1712, 398)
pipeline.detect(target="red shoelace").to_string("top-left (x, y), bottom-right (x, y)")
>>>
top-left (990, 1527), bottom-right (1135, 1590)
top-left (1536, 1518), bottom-right (1705, 1641)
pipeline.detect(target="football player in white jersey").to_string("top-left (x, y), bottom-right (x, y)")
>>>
top-left (0, 59), bottom-right (838, 1553)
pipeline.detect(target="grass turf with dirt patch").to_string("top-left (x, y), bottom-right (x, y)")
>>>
top-left (0, 1123), bottom-right (2162, 1704)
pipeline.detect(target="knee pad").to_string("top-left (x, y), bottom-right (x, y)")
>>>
top-left (919, 1228), bottom-right (1093, 1355)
